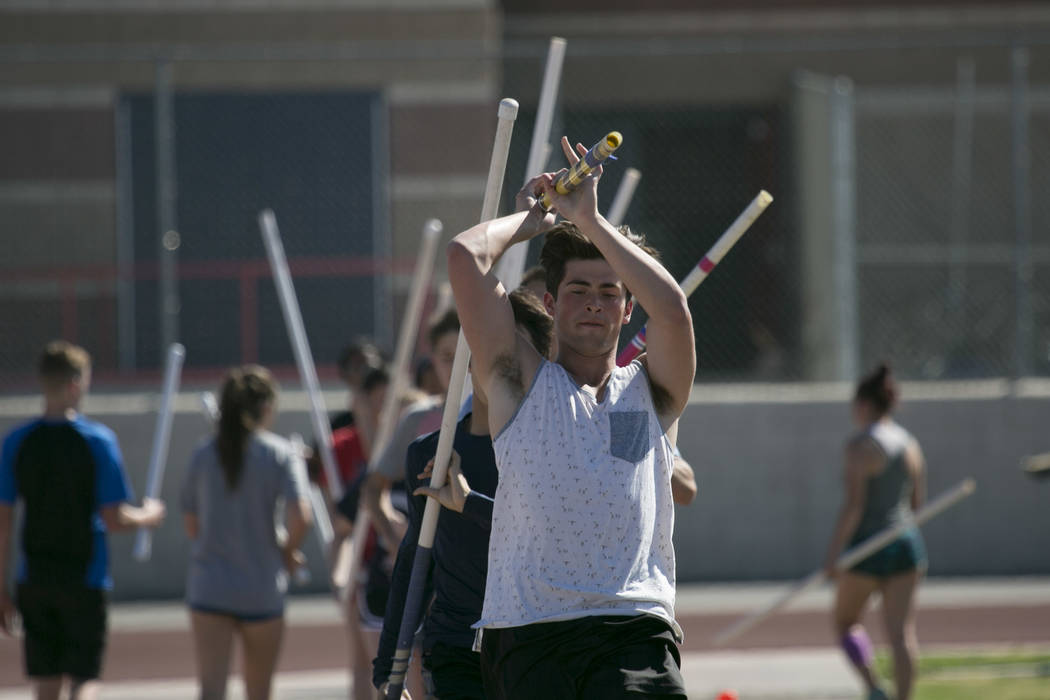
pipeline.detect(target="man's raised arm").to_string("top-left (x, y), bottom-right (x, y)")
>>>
top-left (446, 183), bottom-right (553, 390)
top-left (540, 138), bottom-right (696, 422)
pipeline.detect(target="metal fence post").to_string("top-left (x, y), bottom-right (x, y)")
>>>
top-left (155, 58), bottom-right (179, 362)
top-left (1011, 46), bottom-right (1033, 381)
top-left (829, 76), bottom-right (859, 382)
top-left (115, 97), bottom-right (136, 371)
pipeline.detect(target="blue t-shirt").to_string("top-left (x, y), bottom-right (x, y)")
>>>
top-left (0, 415), bottom-right (134, 590)
top-left (372, 414), bottom-right (496, 688)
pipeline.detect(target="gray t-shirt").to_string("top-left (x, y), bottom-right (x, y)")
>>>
top-left (373, 397), bottom-right (443, 481)
top-left (180, 430), bottom-right (308, 616)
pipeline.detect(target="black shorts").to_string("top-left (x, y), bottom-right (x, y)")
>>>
top-left (423, 642), bottom-right (485, 700)
top-left (16, 583), bottom-right (107, 680)
top-left (480, 615), bottom-right (686, 700)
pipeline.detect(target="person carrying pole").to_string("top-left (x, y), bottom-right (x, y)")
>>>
top-left (447, 136), bottom-right (694, 699)
top-left (823, 363), bottom-right (927, 700)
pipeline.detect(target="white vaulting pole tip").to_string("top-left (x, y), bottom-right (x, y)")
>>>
top-left (499, 97), bottom-right (519, 120)
top-left (606, 167), bottom-right (642, 227)
top-left (424, 218), bottom-right (443, 239)
top-left (757, 189), bottom-right (773, 208)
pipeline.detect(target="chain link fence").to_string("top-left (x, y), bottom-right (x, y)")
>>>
top-left (1, 43), bottom-right (1048, 389)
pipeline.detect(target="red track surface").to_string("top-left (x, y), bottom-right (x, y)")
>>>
top-left (2, 604), bottom-right (1048, 687)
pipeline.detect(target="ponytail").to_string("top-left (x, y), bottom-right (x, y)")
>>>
top-left (854, 362), bottom-right (898, 417)
top-left (215, 365), bottom-right (277, 490)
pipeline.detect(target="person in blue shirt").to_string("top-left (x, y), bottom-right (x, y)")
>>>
top-left (0, 341), bottom-right (166, 700)
top-left (374, 289), bottom-right (554, 700)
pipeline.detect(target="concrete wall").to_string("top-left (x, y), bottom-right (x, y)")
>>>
top-left (1, 385), bottom-right (1047, 601)
top-left (673, 391), bottom-right (1050, 582)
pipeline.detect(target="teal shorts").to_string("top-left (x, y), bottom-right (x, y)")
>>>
top-left (849, 529), bottom-right (927, 578)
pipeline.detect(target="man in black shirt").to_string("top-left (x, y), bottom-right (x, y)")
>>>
top-left (373, 290), bottom-right (553, 699)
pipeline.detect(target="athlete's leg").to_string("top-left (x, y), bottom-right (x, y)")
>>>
top-left (31, 678), bottom-right (62, 700)
top-left (344, 589), bottom-right (373, 700)
top-left (190, 610), bottom-right (237, 700)
top-left (832, 571), bottom-right (884, 693)
top-left (238, 617), bottom-right (285, 700)
top-left (68, 678), bottom-right (100, 700)
top-left (880, 569), bottom-right (921, 700)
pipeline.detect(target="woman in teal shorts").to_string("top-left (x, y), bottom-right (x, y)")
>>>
top-left (824, 363), bottom-right (927, 700)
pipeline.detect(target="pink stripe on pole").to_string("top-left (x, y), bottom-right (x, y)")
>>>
top-left (699, 256), bottom-right (715, 273)
top-left (616, 327), bottom-right (647, 366)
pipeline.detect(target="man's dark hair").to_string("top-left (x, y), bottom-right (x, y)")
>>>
top-left (38, 340), bottom-right (91, 389)
top-left (508, 288), bottom-right (554, 359)
top-left (538, 221), bottom-right (659, 301)
top-left (427, 308), bottom-right (460, 348)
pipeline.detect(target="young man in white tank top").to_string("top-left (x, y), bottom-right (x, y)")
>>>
top-left (447, 137), bottom-right (695, 699)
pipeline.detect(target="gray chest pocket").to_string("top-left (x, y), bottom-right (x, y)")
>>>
top-left (608, 411), bottom-right (650, 463)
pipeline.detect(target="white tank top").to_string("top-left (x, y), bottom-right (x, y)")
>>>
top-left (476, 359), bottom-right (681, 639)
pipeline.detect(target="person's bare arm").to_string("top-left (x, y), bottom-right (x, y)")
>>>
top-left (908, 440), bottom-right (926, 512)
top-left (362, 471), bottom-right (407, 554)
top-left (0, 504), bottom-right (14, 636)
top-left (540, 138), bottom-right (695, 425)
top-left (823, 439), bottom-right (878, 575)
top-left (447, 188), bottom-right (553, 431)
top-left (100, 498), bottom-right (166, 533)
top-left (671, 454), bottom-right (697, 505)
top-left (281, 495), bottom-right (312, 574)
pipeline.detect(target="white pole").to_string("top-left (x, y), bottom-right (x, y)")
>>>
top-left (132, 342), bottom-right (184, 562)
top-left (422, 98), bottom-right (518, 540)
top-left (199, 391), bottom-right (218, 423)
top-left (605, 167), bottom-right (641, 227)
top-left (334, 219), bottom-right (443, 592)
top-left (384, 98), bottom-right (518, 698)
top-left (526, 37), bottom-right (567, 181)
top-left (712, 478), bottom-right (977, 646)
top-left (494, 37), bottom-right (566, 292)
top-left (617, 190), bottom-right (774, 366)
top-left (259, 209), bottom-right (343, 501)
top-left (287, 432), bottom-right (326, 585)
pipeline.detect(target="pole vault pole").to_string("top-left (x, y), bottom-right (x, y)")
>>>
top-left (132, 342), bottom-right (184, 562)
top-left (617, 190), bottom-right (773, 366)
top-left (494, 36), bottom-right (566, 293)
top-left (605, 167), bottom-right (641, 228)
top-left (384, 98), bottom-right (519, 699)
top-left (712, 478), bottom-right (977, 646)
top-left (333, 219), bottom-right (444, 593)
top-left (260, 211), bottom-right (344, 544)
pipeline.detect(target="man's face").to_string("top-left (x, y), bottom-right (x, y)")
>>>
top-left (431, 330), bottom-right (459, 394)
top-left (545, 258), bottom-right (632, 357)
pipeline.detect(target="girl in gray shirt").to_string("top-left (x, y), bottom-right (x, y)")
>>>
top-left (180, 365), bottom-right (312, 700)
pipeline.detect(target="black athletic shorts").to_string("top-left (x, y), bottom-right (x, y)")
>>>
top-left (480, 615), bottom-right (687, 700)
top-left (16, 583), bottom-right (107, 680)
top-left (424, 642), bottom-right (485, 700)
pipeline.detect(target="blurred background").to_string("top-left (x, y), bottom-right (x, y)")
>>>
top-left (1, 0), bottom-right (1048, 595)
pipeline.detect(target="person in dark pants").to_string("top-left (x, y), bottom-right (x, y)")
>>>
top-left (824, 363), bottom-right (927, 700)
top-left (0, 341), bottom-right (166, 700)
top-left (374, 289), bottom-right (554, 700)
top-left (447, 136), bottom-right (694, 700)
